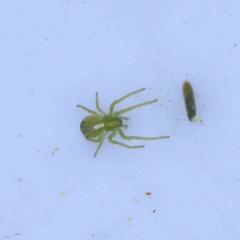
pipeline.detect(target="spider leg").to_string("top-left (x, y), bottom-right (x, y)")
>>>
top-left (96, 92), bottom-right (106, 115)
top-left (117, 128), bottom-right (169, 140)
top-left (121, 124), bottom-right (128, 129)
top-left (85, 132), bottom-right (104, 143)
top-left (86, 138), bottom-right (99, 143)
top-left (93, 132), bottom-right (107, 157)
top-left (77, 105), bottom-right (102, 117)
top-left (109, 88), bottom-right (145, 114)
top-left (108, 130), bottom-right (145, 149)
top-left (115, 99), bottom-right (157, 116)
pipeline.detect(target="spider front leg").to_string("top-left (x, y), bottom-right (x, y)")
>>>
top-left (117, 128), bottom-right (169, 140)
top-left (115, 99), bottom-right (157, 116)
top-left (109, 88), bottom-right (145, 114)
top-left (110, 88), bottom-right (159, 116)
top-left (108, 130), bottom-right (145, 149)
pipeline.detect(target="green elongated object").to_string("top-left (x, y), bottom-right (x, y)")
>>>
top-left (182, 81), bottom-right (196, 121)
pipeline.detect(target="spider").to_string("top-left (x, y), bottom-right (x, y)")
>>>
top-left (77, 88), bottom-right (169, 157)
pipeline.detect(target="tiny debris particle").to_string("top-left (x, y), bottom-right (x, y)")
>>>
top-left (20, 135), bottom-right (22, 137)
top-left (61, 191), bottom-right (65, 196)
top-left (153, 209), bottom-right (156, 213)
top-left (146, 192), bottom-right (151, 196)
top-left (52, 147), bottom-right (59, 155)
top-left (128, 218), bottom-right (131, 221)
top-left (134, 198), bottom-right (138, 202)
top-left (4, 233), bottom-right (21, 238)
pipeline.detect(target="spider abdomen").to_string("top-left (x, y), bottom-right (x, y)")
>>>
top-left (80, 115), bottom-right (104, 139)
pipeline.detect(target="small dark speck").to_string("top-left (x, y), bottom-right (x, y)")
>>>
top-left (234, 44), bottom-right (237, 47)
top-left (5, 233), bottom-right (21, 238)
top-left (237, 179), bottom-right (239, 182)
top-left (20, 135), bottom-right (22, 137)
top-left (19, 179), bottom-right (21, 182)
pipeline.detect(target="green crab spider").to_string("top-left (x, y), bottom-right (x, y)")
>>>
top-left (77, 88), bottom-right (169, 157)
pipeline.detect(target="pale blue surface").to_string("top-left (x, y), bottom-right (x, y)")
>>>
top-left (1, 0), bottom-right (240, 239)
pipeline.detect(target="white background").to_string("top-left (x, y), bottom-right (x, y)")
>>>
top-left (1, 0), bottom-right (240, 239)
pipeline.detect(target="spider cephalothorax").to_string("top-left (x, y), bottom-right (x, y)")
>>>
top-left (77, 88), bottom-right (169, 157)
